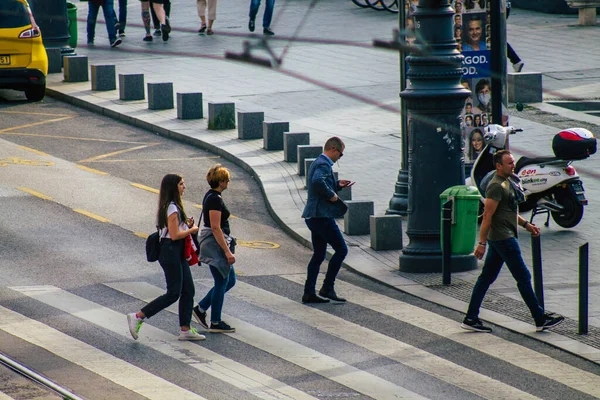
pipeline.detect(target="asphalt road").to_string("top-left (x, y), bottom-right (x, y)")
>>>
top-left (1, 92), bottom-right (600, 400)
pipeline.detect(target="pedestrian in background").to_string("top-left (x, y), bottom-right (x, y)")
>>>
top-left (461, 150), bottom-right (564, 333)
top-left (127, 174), bottom-right (204, 341)
top-left (150, 0), bottom-right (171, 37)
top-left (193, 165), bottom-right (237, 333)
top-left (196, 0), bottom-right (217, 35)
top-left (86, 0), bottom-right (122, 47)
top-left (506, 1), bottom-right (524, 72)
top-left (112, 0), bottom-right (127, 37)
top-left (140, 0), bottom-right (170, 42)
top-left (249, 0), bottom-right (275, 36)
top-left (301, 137), bottom-right (354, 304)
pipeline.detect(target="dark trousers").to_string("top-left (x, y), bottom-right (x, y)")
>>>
top-left (198, 266), bottom-right (236, 323)
top-left (87, 0), bottom-right (117, 43)
top-left (466, 237), bottom-right (544, 322)
top-left (507, 43), bottom-right (521, 65)
top-left (142, 239), bottom-right (195, 327)
top-left (113, 0), bottom-right (127, 33)
top-left (304, 218), bottom-right (348, 295)
top-left (249, 0), bottom-right (275, 29)
top-left (151, 0), bottom-right (171, 29)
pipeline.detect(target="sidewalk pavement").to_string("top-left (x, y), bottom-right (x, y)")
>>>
top-left (47, 1), bottom-right (600, 362)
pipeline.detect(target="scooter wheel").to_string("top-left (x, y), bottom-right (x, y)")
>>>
top-left (551, 189), bottom-right (584, 228)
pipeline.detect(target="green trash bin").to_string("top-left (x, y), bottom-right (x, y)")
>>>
top-left (440, 185), bottom-right (481, 255)
top-left (67, 2), bottom-right (77, 48)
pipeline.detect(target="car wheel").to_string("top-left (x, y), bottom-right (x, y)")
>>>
top-left (25, 85), bottom-right (45, 102)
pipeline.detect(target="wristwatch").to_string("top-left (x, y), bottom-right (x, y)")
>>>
top-left (478, 242), bottom-right (486, 247)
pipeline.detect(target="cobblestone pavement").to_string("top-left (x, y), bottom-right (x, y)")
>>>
top-left (45, 0), bottom-right (600, 361)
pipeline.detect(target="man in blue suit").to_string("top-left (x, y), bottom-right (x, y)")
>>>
top-left (301, 137), bottom-right (354, 304)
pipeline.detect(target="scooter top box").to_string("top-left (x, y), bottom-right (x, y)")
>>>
top-left (552, 128), bottom-right (597, 160)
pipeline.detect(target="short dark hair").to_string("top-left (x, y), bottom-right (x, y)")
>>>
top-left (324, 136), bottom-right (344, 151)
top-left (493, 149), bottom-right (511, 167)
top-left (475, 78), bottom-right (490, 95)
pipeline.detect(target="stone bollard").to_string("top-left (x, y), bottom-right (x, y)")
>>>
top-left (338, 184), bottom-right (352, 201)
top-left (284, 132), bottom-right (310, 162)
top-left (63, 55), bottom-right (88, 82)
top-left (370, 215), bottom-right (403, 250)
top-left (297, 145), bottom-right (323, 176)
top-left (46, 48), bottom-right (62, 74)
top-left (91, 65), bottom-right (116, 91)
top-left (237, 111), bottom-right (264, 139)
top-left (119, 74), bottom-right (145, 101)
top-left (304, 158), bottom-right (317, 188)
top-left (177, 92), bottom-right (203, 120)
top-left (148, 82), bottom-right (174, 110)
top-left (344, 201), bottom-right (374, 235)
top-left (208, 102), bottom-right (236, 130)
top-left (263, 121), bottom-right (289, 150)
top-left (507, 72), bottom-right (542, 104)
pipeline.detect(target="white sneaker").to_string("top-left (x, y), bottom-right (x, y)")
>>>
top-left (513, 61), bottom-right (524, 72)
top-left (127, 313), bottom-right (144, 340)
top-left (178, 327), bottom-right (206, 341)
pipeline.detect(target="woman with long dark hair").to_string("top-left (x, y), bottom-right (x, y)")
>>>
top-left (127, 174), bottom-right (204, 341)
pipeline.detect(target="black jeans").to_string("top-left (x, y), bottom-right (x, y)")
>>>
top-left (151, 0), bottom-right (171, 29)
top-left (304, 218), bottom-right (348, 295)
top-left (142, 239), bottom-right (195, 327)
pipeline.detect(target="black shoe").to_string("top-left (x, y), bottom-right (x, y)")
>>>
top-left (536, 313), bottom-right (565, 332)
top-left (318, 289), bottom-right (346, 304)
top-left (249, 19), bottom-right (255, 32)
top-left (153, 29), bottom-right (162, 36)
top-left (110, 38), bottom-right (122, 48)
top-left (209, 321), bottom-right (236, 333)
top-left (460, 317), bottom-right (492, 333)
top-left (198, 24), bottom-right (207, 33)
top-left (302, 293), bottom-right (330, 304)
top-left (143, 35), bottom-right (153, 42)
top-left (161, 23), bottom-right (170, 41)
top-left (193, 306), bottom-right (209, 330)
top-left (263, 27), bottom-right (274, 36)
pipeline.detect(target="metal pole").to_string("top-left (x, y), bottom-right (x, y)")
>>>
top-left (489, 0), bottom-right (506, 126)
top-left (531, 234), bottom-right (544, 310)
top-left (579, 242), bottom-right (589, 335)
top-left (442, 199), bottom-right (453, 284)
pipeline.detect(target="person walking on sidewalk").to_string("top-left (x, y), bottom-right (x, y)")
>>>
top-left (506, 1), bottom-right (524, 72)
top-left (248, 0), bottom-right (275, 36)
top-left (196, 0), bottom-right (217, 35)
top-left (86, 0), bottom-right (122, 47)
top-left (140, 0), bottom-right (170, 42)
top-left (150, 0), bottom-right (171, 37)
top-left (461, 150), bottom-right (565, 333)
top-left (193, 165), bottom-right (237, 333)
top-left (112, 0), bottom-right (127, 37)
top-left (127, 174), bottom-right (204, 341)
top-left (301, 137), bottom-right (354, 304)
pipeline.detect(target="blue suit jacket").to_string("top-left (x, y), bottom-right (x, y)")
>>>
top-left (302, 154), bottom-right (347, 219)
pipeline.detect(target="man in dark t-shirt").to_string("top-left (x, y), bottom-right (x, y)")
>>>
top-left (461, 150), bottom-right (564, 333)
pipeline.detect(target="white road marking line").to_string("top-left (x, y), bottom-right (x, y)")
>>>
top-left (230, 281), bottom-right (541, 400)
top-left (282, 275), bottom-right (600, 398)
top-left (12, 285), bottom-right (317, 400)
top-left (109, 282), bottom-right (428, 400)
top-left (0, 302), bottom-right (202, 400)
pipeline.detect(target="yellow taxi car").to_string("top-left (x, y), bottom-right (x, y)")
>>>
top-left (0, 0), bottom-right (48, 101)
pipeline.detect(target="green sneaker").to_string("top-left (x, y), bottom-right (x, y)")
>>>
top-left (127, 313), bottom-right (144, 340)
top-left (178, 327), bottom-right (206, 341)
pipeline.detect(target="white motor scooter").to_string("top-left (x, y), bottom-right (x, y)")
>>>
top-left (466, 124), bottom-right (596, 228)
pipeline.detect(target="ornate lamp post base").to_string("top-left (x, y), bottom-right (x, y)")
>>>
top-left (386, 169), bottom-right (409, 216)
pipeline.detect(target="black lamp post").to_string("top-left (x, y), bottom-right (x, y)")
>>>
top-left (398, 0), bottom-right (476, 273)
top-left (29, 0), bottom-right (74, 54)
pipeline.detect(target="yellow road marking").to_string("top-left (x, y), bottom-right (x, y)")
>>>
top-left (192, 204), bottom-right (203, 209)
top-left (0, 110), bottom-right (73, 117)
top-left (76, 165), bottom-right (108, 176)
top-left (0, 116), bottom-right (74, 133)
top-left (131, 183), bottom-right (160, 194)
top-left (73, 209), bottom-right (111, 223)
top-left (134, 232), bottom-right (149, 239)
top-left (237, 240), bottom-right (280, 249)
top-left (17, 145), bottom-right (49, 156)
top-left (17, 187), bottom-right (52, 201)
top-left (84, 156), bottom-right (220, 163)
top-left (0, 131), bottom-right (151, 145)
top-left (78, 144), bottom-right (159, 163)
top-left (0, 157), bottom-right (53, 167)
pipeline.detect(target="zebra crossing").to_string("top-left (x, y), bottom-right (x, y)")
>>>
top-left (2, 275), bottom-right (600, 400)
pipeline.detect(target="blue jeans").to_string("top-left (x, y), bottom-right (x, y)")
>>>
top-left (112, 0), bottom-right (128, 33)
top-left (199, 266), bottom-right (236, 323)
top-left (142, 239), bottom-right (195, 327)
top-left (249, 0), bottom-right (275, 29)
top-left (304, 218), bottom-right (348, 295)
top-left (87, 0), bottom-right (117, 43)
top-left (466, 237), bottom-right (544, 321)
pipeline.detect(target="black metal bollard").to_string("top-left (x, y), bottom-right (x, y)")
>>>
top-left (441, 199), bottom-right (453, 285)
top-left (531, 234), bottom-right (544, 310)
top-left (579, 243), bottom-right (589, 335)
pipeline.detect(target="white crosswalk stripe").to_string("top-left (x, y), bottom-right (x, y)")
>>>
top-left (229, 280), bottom-right (541, 400)
top-left (282, 275), bottom-right (600, 398)
top-left (0, 392), bottom-right (14, 400)
top-left (106, 282), bottom-right (429, 400)
top-left (0, 301), bottom-right (203, 400)
top-left (10, 285), bottom-right (317, 400)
